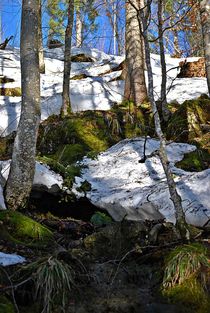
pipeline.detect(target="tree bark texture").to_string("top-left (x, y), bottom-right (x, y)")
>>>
top-left (138, 1), bottom-right (188, 239)
top-left (124, 0), bottom-right (147, 105)
top-left (5, 0), bottom-right (40, 210)
top-left (76, 7), bottom-right (83, 47)
top-left (61, 0), bottom-right (74, 116)
top-left (38, 0), bottom-right (45, 74)
top-left (157, 0), bottom-right (170, 121)
top-left (200, 0), bottom-right (210, 95)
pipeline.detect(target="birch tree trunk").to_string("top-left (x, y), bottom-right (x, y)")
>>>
top-left (158, 0), bottom-right (170, 121)
top-left (200, 0), bottom-right (210, 95)
top-left (76, 7), bottom-right (83, 47)
top-left (5, 0), bottom-right (40, 210)
top-left (124, 0), bottom-right (147, 106)
top-left (61, 0), bottom-right (74, 116)
top-left (38, 0), bottom-right (45, 74)
top-left (138, 0), bottom-right (189, 239)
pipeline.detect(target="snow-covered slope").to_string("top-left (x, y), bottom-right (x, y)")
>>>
top-left (0, 46), bottom-right (208, 136)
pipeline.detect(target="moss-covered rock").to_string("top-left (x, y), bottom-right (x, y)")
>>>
top-left (167, 97), bottom-right (210, 150)
top-left (37, 107), bottom-right (152, 188)
top-left (176, 149), bottom-right (210, 171)
top-left (0, 87), bottom-right (21, 96)
top-left (0, 211), bottom-right (53, 246)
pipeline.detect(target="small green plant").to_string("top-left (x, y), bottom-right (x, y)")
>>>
top-left (163, 243), bottom-right (209, 289)
top-left (90, 211), bottom-right (112, 226)
top-left (25, 256), bottom-right (76, 313)
top-left (162, 243), bottom-right (210, 311)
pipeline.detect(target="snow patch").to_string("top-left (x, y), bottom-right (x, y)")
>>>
top-left (0, 252), bottom-right (26, 266)
top-left (73, 138), bottom-right (210, 227)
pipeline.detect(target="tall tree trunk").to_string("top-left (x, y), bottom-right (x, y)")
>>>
top-left (38, 0), bottom-right (45, 74)
top-left (76, 7), bottom-right (83, 47)
top-left (200, 0), bottom-right (210, 95)
top-left (4, 0), bottom-right (40, 210)
top-left (138, 0), bottom-right (189, 239)
top-left (158, 0), bottom-right (170, 121)
top-left (61, 0), bottom-right (74, 116)
top-left (124, 0), bottom-right (147, 106)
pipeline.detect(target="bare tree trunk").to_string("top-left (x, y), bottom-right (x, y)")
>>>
top-left (61, 0), bottom-right (74, 116)
top-left (76, 7), bottom-right (83, 47)
top-left (124, 0), bottom-right (147, 106)
top-left (200, 0), bottom-right (210, 95)
top-left (138, 0), bottom-right (189, 239)
top-left (158, 0), bottom-right (170, 121)
top-left (38, 0), bottom-right (45, 74)
top-left (5, 0), bottom-right (40, 210)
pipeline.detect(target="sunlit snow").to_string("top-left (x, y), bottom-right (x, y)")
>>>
top-left (0, 46), bottom-right (208, 136)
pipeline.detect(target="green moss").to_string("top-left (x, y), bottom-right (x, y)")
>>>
top-left (55, 144), bottom-right (86, 165)
top-left (90, 211), bottom-right (112, 226)
top-left (163, 278), bottom-right (210, 313)
top-left (0, 296), bottom-right (14, 313)
top-left (176, 149), bottom-right (210, 171)
top-left (167, 98), bottom-right (210, 148)
top-left (0, 211), bottom-right (53, 246)
top-left (0, 87), bottom-right (21, 96)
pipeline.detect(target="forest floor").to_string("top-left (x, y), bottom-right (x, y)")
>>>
top-left (1, 203), bottom-right (210, 313)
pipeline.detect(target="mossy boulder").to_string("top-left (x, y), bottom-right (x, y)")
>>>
top-left (0, 211), bottom-right (53, 246)
top-left (37, 108), bottom-right (152, 188)
top-left (167, 97), bottom-right (210, 150)
top-left (37, 113), bottom-right (112, 158)
top-left (176, 149), bottom-right (210, 171)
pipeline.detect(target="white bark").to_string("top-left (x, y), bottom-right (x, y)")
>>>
top-left (200, 0), bottom-right (210, 94)
top-left (76, 7), bottom-right (83, 47)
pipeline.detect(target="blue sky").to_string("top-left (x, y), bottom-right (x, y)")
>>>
top-left (0, 0), bottom-right (124, 55)
top-left (1, 0), bottom-right (22, 46)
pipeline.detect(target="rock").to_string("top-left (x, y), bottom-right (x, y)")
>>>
top-left (73, 137), bottom-right (210, 227)
top-left (167, 97), bottom-right (210, 151)
top-left (178, 58), bottom-right (206, 78)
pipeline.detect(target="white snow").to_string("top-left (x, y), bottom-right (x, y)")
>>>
top-left (0, 160), bottom-right (63, 196)
top-left (72, 138), bottom-right (210, 227)
top-left (0, 252), bottom-right (26, 266)
top-left (0, 46), bottom-right (208, 136)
